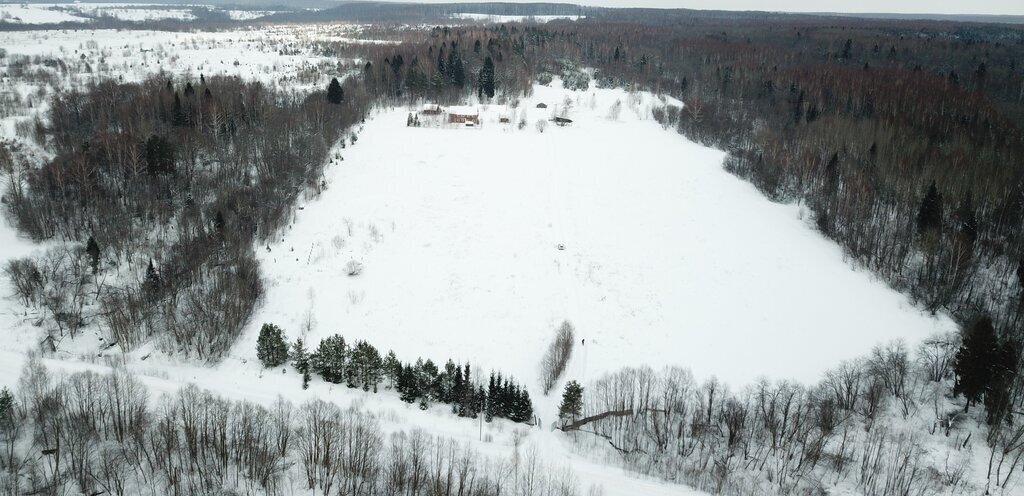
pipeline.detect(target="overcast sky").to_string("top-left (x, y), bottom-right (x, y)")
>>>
top-left (415, 0), bottom-right (1024, 16)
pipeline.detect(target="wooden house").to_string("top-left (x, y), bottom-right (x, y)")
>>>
top-left (447, 106), bottom-right (480, 125)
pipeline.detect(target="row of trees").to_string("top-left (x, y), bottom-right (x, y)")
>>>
top-left (257, 324), bottom-right (535, 424)
top-left (0, 355), bottom-right (574, 496)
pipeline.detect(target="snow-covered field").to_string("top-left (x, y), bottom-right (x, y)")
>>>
top-left (0, 3), bottom-right (275, 24)
top-left (232, 82), bottom-right (955, 397)
top-left (0, 23), bottom-right (378, 135)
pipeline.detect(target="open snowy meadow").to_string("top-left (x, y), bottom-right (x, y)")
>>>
top-left (232, 81), bottom-right (956, 397)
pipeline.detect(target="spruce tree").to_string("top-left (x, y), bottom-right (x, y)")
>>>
top-left (399, 364), bottom-right (419, 403)
top-left (327, 77), bottom-right (344, 104)
top-left (383, 350), bottom-right (401, 389)
top-left (0, 387), bottom-right (12, 422)
top-left (984, 338), bottom-right (1019, 425)
top-left (478, 56), bottom-right (495, 99)
top-left (916, 181), bottom-right (943, 234)
top-left (85, 236), bottom-right (100, 274)
top-left (256, 323), bottom-right (289, 368)
top-left (143, 260), bottom-right (161, 298)
top-left (956, 193), bottom-right (978, 245)
top-left (172, 93), bottom-right (187, 127)
top-left (558, 381), bottom-right (584, 422)
top-left (310, 335), bottom-right (347, 384)
top-left (954, 316), bottom-right (998, 411)
top-left (291, 338), bottom-right (311, 390)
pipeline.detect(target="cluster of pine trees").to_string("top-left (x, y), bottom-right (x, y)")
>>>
top-left (257, 324), bottom-right (534, 424)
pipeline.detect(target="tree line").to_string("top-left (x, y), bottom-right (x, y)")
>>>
top-left (0, 354), bottom-right (575, 496)
top-left (258, 323), bottom-right (535, 424)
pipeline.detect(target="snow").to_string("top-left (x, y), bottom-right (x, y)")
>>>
top-left (451, 13), bottom-right (585, 23)
top-left (0, 3), bottom-right (279, 24)
top-left (72, 4), bottom-right (197, 22)
top-left (0, 25), bottom-right (373, 93)
top-left (446, 104), bottom-right (479, 115)
top-left (0, 4), bottom-right (89, 24)
top-left (233, 81), bottom-right (955, 402)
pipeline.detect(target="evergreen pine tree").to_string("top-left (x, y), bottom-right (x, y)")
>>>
top-left (453, 365), bottom-right (465, 415)
top-left (291, 338), bottom-right (311, 390)
top-left (954, 316), bottom-right (998, 411)
top-left (0, 387), bottom-right (13, 422)
top-left (256, 323), bottom-right (289, 368)
top-left (478, 56), bottom-right (495, 99)
top-left (172, 92), bottom-right (187, 127)
top-left (85, 236), bottom-right (100, 274)
top-left (143, 259), bottom-right (161, 298)
top-left (984, 338), bottom-right (1019, 425)
top-left (327, 77), bottom-right (344, 104)
top-left (486, 372), bottom-right (498, 421)
top-left (310, 335), bottom-right (347, 384)
top-left (345, 341), bottom-right (361, 388)
top-left (458, 364), bottom-right (476, 417)
top-left (399, 364), bottom-right (419, 403)
top-left (383, 350), bottom-right (401, 389)
top-left (558, 381), bottom-right (584, 422)
top-left (956, 193), bottom-right (978, 246)
top-left (916, 181), bottom-right (943, 234)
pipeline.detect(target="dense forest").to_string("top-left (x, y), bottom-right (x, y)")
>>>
top-left (3, 74), bottom-right (367, 360)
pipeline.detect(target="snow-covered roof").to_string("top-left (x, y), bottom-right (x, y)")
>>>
top-left (422, 103), bottom-right (440, 111)
top-left (447, 105), bottom-right (478, 116)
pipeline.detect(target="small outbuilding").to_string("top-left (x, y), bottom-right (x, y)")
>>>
top-left (498, 113), bottom-right (511, 123)
top-left (553, 116), bottom-right (573, 126)
top-left (536, 102), bottom-right (548, 109)
top-left (421, 103), bottom-right (442, 115)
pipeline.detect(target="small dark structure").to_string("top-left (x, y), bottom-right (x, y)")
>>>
top-left (536, 102), bottom-right (548, 109)
top-left (553, 116), bottom-right (573, 126)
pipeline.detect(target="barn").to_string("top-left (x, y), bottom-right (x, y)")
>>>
top-left (447, 106), bottom-right (480, 125)
top-left (421, 103), bottom-right (442, 115)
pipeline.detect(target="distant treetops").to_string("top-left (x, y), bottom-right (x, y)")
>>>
top-left (256, 323), bottom-right (534, 424)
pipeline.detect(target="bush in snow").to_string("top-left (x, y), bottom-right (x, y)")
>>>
top-left (345, 259), bottom-right (364, 276)
top-left (540, 320), bottom-right (575, 395)
top-left (256, 322), bottom-right (289, 368)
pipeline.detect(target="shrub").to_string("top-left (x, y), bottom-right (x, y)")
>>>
top-left (540, 321), bottom-right (575, 395)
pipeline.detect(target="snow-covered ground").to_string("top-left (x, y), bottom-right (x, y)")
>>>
top-left (0, 24), bottom-right (374, 105)
top-left (0, 3), bottom-right (276, 24)
top-left (0, 4), bottom-right (89, 24)
top-left (232, 82), bottom-right (955, 397)
top-left (451, 13), bottom-right (585, 23)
